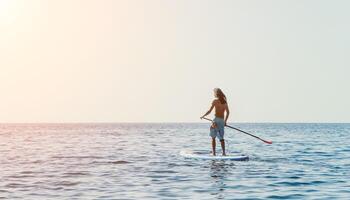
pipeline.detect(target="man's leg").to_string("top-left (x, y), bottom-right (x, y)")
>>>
top-left (220, 139), bottom-right (226, 156)
top-left (212, 138), bottom-right (216, 156)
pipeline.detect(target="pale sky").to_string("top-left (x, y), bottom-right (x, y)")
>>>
top-left (1, 0), bottom-right (349, 123)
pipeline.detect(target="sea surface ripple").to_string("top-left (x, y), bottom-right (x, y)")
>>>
top-left (0, 123), bottom-right (349, 199)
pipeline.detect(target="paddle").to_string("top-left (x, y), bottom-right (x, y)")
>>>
top-left (201, 117), bottom-right (272, 144)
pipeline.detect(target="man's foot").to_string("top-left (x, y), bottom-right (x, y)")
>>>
top-left (212, 152), bottom-right (216, 156)
top-left (222, 153), bottom-right (226, 156)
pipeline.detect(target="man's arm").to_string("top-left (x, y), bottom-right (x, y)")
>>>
top-left (224, 104), bottom-right (230, 125)
top-left (200, 101), bottom-right (215, 119)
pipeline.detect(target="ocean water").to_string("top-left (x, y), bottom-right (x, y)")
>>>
top-left (0, 123), bottom-right (349, 200)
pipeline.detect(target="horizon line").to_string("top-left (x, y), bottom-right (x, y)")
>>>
top-left (0, 121), bottom-right (349, 124)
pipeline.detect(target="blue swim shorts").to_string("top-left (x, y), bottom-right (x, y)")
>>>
top-left (209, 117), bottom-right (225, 140)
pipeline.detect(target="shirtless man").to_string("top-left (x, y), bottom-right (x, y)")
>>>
top-left (200, 88), bottom-right (230, 156)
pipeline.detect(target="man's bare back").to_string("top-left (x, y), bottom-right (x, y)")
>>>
top-left (212, 99), bottom-right (228, 119)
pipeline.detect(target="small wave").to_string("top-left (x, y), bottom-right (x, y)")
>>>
top-left (110, 160), bottom-right (131, 164)
top-left (5, 175), bottom-right (35, 179)
top-left (4, 183), bottom-right (31, 188)
top-left (288, 176), bottom-right (301, 179)
top-left (267, 194), bottom-right (305, 199)
top-left (55, 181), bottom-right (80, 186)
top-left (20, 171), bottom-right (38, 174)
top-left (149, 170), bottom-right (177, 174)
top-left (89, 160), bottom-right (132, 165)
top-left (264, 175), bottom-right (279, 179)
top-left (62, 172), bottom-right (91, 176)
top-left (51, 156), bottom-right (103, 159)
top-left (32, 160), bottom-right (44, 164)
top-left (147, 175), bottom-right (169, 179)
top-left (270, 180), bottom-right (326, 187)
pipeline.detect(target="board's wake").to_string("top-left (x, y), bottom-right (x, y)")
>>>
top-left (180, 149), bottom-right (249, 161)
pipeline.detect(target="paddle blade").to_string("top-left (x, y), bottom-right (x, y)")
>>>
top-left (263, 140), bottom-right (273, 144)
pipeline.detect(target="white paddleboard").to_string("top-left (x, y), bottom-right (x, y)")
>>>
top-left (180, 149), bottom-right (249, 161)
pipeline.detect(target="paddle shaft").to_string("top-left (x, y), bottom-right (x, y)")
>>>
top-left (202, 117), bottom-right (272, 144)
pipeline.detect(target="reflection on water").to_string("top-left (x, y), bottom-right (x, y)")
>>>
top-left (209, 160), bottom-right (230, 199)
top-left (0, 123), bottom-right (350, 199)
